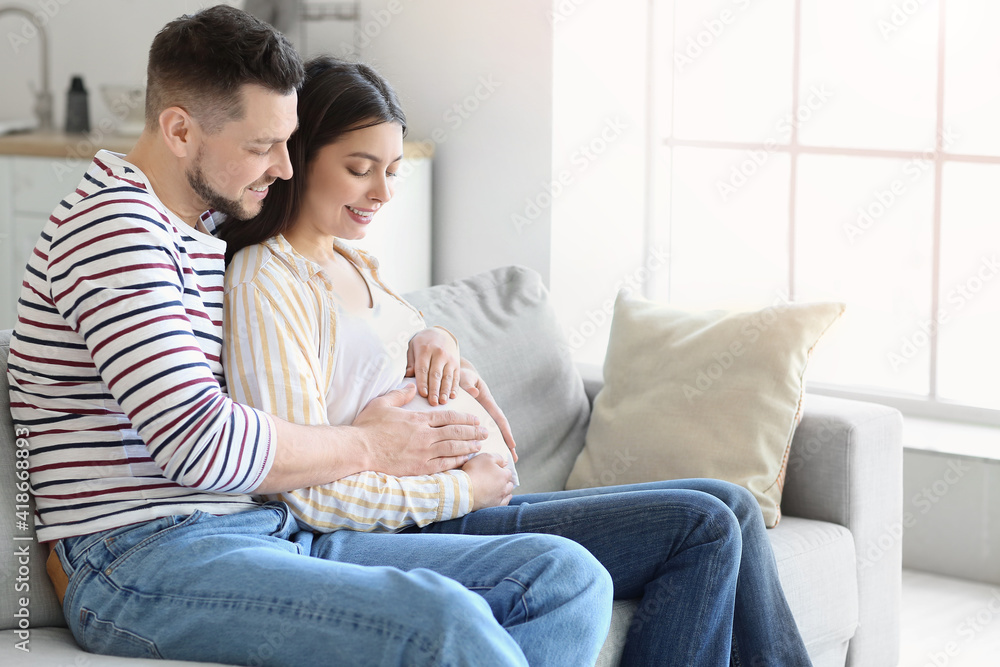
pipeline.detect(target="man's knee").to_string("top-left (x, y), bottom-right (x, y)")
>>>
top-left (526, 534), bottom-right (613, 605)
top-left (392, 570), bottom-right (526, 663)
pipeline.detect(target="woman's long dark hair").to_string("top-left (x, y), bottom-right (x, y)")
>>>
top-left (218, 56), bottom-right (407, 264)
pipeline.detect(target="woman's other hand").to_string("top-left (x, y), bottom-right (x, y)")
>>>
top-left (462, 453), bottom-right (513, 510)
top-left (405, 327), bottom-right (461, 406)
top-left (459, 358), bottom-right (518, 463)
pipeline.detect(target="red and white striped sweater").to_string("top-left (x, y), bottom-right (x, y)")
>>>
top-left (8, 150), bottom-right (275, 543)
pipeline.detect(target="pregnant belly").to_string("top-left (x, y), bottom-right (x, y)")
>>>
top-left (396, 377), bottom-right (519, 486)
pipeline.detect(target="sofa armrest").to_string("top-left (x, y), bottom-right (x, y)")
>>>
top-left (783, 393), bottom-right (903, 667)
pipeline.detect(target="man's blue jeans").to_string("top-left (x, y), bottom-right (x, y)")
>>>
top-left (56, 479), bottom-right (811, 666)
top-left (56, 501), bottom-right (611, 666)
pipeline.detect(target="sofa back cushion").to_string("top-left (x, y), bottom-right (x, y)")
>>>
top-left (404, 266), bottom-right (590, 494)
top-left (0, 329), bottom-right (66, 629)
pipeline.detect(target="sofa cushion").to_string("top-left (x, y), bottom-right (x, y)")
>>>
top-left (0, 627), bottom-right (227, 666)
top-left (404, 266), bottom-right (590, 494)
top-left (567, 292), bottom-right (844, 526)
top-left (768, 517), bottom-right (859, 666)
top-left (0, 330), bottom-right (66, 631)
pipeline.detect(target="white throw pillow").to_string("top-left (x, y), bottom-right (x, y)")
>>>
top-left (566, 291), bottom-right (845, 527)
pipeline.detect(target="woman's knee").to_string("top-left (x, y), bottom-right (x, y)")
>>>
top-left (676, 491), bottom-right (744, 557)
top-left (683, 479), bottom-right (763, 525)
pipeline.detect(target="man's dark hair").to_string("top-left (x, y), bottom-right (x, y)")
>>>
top-left (145, 4), bottom-right (304, 133)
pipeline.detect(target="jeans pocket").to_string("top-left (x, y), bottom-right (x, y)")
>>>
top-left (78, 607), bottom-right (162, 659)
top-left (102, 511), bottom-right (205, 576)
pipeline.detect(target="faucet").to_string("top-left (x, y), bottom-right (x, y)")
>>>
top-left (0, 5), bottom-right (54, 131)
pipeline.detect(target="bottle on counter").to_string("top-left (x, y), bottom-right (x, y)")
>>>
top-left (65, 75), bottom-right (90, 134)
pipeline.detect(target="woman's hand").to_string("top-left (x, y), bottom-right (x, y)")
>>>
top-left (462, 453), bottom-right (513, 510)
top-left (406, 327), bottom-right (461, 406)
top-left (459, 358), bottom-right (518, 463)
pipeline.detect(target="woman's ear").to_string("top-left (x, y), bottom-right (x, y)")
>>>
top-left (159, 106), bottom-right (196, 159)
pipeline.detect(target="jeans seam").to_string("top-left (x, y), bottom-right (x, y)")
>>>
top-left (514, 507), bottom-right (644, 535)
top-left (468, 576), bottom-right (531, 621)
top-left (504, 576), bottom-right (531, 621)
top-left (78, 606), bottom-right (164, 659)
top-left (90, 571), bottom-right (448, 661)
top-left (61, 561), bottom-right (93, 621)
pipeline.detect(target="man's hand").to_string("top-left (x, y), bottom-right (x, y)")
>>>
top-left (351, 383), bottom-right (486, 476)
top-left (459, 358), bottom-right (518, 463)
top-left (406, 327), bottom-right (461, 406)
top-left (462, 453), bottom-right (513, 510)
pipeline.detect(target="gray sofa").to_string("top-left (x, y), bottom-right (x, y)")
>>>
top-left (0, 265), bottom-right (903, 666)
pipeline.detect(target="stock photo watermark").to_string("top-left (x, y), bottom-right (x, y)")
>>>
top-left (921, 587), bottom-right (1000, 667)
top-left (887, 253), bottom-right (999, 371)
top-left (333, 0), bottom-right (408, 57)
top-left (564, 246), bottom-right (669, 351)
top-left (674, 0), bottom-right (756, 73)
top-left (11, 425), bottom-right (32, 653)
top-left (548, 0), bottom-right (590, 25)
top-left (512, 116), bottom-right (628, 235)
top-left (878, 0), bottom-right (933, 41)
top-left (6, 0), bottom-right (71, 54)
top-left (682, 291), bottom-right (793, 402)
top-left (857, 457), bottom-right (970, 571)
top-left (716, 83), bottom-right (834, 202)
top-left (843, 127), bottom-right (959, 244)
top-left (397, 75), bottom-right (502, 183)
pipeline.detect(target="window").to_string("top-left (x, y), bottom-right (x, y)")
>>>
top-left (652, 0), bottom-right (1000, 423)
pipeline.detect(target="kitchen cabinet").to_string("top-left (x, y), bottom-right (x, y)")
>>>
top-left (0, 134), bottom-right (432, 329)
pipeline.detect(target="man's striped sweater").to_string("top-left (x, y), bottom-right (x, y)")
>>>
top-left (8, 150), bottom-right (275, 543)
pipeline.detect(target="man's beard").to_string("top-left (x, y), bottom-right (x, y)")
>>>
top-left (186, 154), bottom-right (261, 221)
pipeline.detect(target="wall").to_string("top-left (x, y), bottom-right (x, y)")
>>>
top-left (0, 0), bottom-right (230, 131)
top-left (359, 0), bottom-right (554, 285)
top-left (550, 0), bottom-right (652, 364)
top-left (902, 448), bottom-right (1000, 585)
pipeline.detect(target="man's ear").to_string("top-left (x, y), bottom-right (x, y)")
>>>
top-left (159, 106), bottom-right (197, 159)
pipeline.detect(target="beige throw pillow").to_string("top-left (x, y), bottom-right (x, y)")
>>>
top-left (566, 291), bottom-right (845, 527)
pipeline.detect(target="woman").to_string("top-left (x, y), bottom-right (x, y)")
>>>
top-left (221, 57), bottom-right (515, 533)
top-left (220, 56), bottom-right (813, 666)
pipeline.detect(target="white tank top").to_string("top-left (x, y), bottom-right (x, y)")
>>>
top-left (325, 265), bottom-right (426, 426)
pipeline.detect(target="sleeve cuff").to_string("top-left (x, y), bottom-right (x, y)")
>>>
top-left (439, 468), bottom-right (473, 520)
top-left (245, 408), bottom-right (277, 493)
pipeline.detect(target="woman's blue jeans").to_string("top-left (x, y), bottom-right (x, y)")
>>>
top-left (55, 479), bottom-right (811, 666)
top-left (420, 479), bottom-right (813, 666)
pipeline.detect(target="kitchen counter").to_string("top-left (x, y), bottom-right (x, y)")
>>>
top-left (0, 131), bottom-right (434, 159)
top-left (0, 131), bottom-right (137, 158)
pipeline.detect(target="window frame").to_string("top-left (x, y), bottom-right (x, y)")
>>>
top-left (651, 0), bottom-right (1000, 428)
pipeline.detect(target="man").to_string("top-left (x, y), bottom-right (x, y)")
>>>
top-left (10, 6), bottom-right (611, 665)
